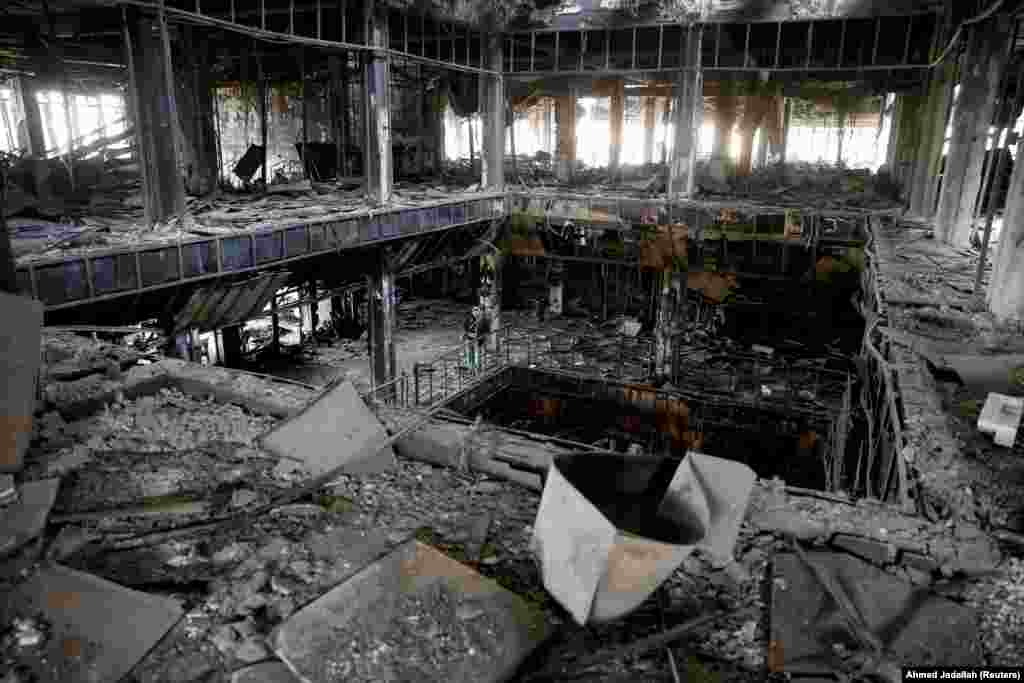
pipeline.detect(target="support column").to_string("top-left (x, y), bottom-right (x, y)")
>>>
top-left (480, 33), bottom-right (504, 190)
top-left (479, 248), bottom-right (502, 353)
top-left (909, 65), bottom-right (954, 218)
top-left (16, 77), bottom-right (45, 158)
top-left (710, 94), bottom-right (738, 161)
top-left (176, 25), bottom-right (219, 195)
top-left (367, 248), bottom-right (397, 393)
top-left (608, 79), bottom-right (625, 175)
top-left (124, 9), bottom-right (186, 225)
top-left (363, 2), bottom-right (392, 205)
top-left (988, 133), bottom-right (1024, 320)
top-left (555, 95), bottom-right (576, 182)
top-left (737, 96), bottom-right (770, 176)
top-left (642, 96), bottom-right (657, 164)
top-left (221, 325), bottom-right (244, 368)
top-left (668, 29), bottom-right (703, 198)
top-left (935, 17), bottom-right (1013, 246)
top-left (653, 270), bottom-right (685, 382)
top-left (779, 97), bottom-right (791, 167)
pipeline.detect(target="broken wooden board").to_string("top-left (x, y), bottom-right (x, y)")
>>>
top-left (262, 380), bottom-right (397, 478)
top-left (0, 564), bottom-right (183, 683)
top-left (272, 539), bottom-right (548, 683)
top-left (770, 551), bottom-right (982, 676)
top-left (0, 292), bottom-right (44, 472)
top-left (0, 478), bottom-right (60, 556)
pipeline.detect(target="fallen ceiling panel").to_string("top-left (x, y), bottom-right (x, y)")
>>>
top-left (173, 271), bottom-right (292, 334)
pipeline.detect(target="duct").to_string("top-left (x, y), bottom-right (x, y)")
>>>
top-left (172, 271), bottom-right (291, 334)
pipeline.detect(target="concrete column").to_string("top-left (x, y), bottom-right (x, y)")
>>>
top-left (668, 29), bottom-right (703, 198)
top-left (479, 249), bottom-right (502, 353)
top-left (16, 77), bottom-right (45, 158)
top-left (608, 79), bottom-right (625, 174)
top-left (363, 2), bottom-right (392, 205)
top-left (176, 25), bottom-right (219, 195)
top-left (779, 97), bottom-right (791, 167)
top-left (909, 64), bottom-right (955, 218)
top-left (221, 325), bottom-right (244, 367)
top-left (367, 249), bottom-right (397, 393)
top-left (988, 134), bottom-right (1024, 320)
top-left (710, 95), bottom-right (738, 161)
top-left (653, 270), bottom-right (685, 382)
top-left (642, 96), bottom-right (657, 164)
top-left (480, 33), bottom-right (504, 190)
top-left (124, 9), bottom-right (186, 226)
top-left (935, 18), bottom-right (1013, 246)
top-left (555, 95), bottom-right (576, 182)
top-left (737, 96), bottom-right (771, 176)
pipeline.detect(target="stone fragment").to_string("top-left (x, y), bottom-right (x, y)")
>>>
top-left (234, 636), bottom-right (271, 663)
top-left (831, 533), bottom-right (897, 566)
top-left (900, 550), bottom-right (940, 574)
top-left (0, 478), bottom-right (60, 556)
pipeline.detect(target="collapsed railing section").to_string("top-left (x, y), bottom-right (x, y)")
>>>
top-left (856, 217), bottom-right (912, 508)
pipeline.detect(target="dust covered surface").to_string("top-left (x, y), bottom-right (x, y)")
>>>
top-left (306, 581), bottom-right (504, 681)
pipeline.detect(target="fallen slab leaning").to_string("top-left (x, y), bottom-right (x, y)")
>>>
top-left (261, 380), bottom-right (397, 478)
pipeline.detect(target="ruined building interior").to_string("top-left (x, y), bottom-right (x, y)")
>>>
top-left (6, 0), bottom-right (1024, 681)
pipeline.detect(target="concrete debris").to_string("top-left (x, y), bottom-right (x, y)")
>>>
top-left (0, 475), bottom-right (16, 506)
top-left (272, 539), bottom-right (547, 683)
top-left (770, 551), bottom-right (981, 676)
top-left (263, 380), bottom-right (397, 479)
top-left (0, 564), bottom-right (183, 683)
top-left (978, 392), bottom-right (1024, 447)
top-left (0, 292), bottom-right (44, 473)
top-left (231, 661), bottom-right (300, 683)
top-left (0, 478), bottom-right (60, 556)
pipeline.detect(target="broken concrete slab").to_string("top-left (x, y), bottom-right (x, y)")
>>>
top-left (231, 662), bottom-right (300, 683)
top-left (0, 473), bottom-right (16, 505)
top-left (831, 533), bottom-right (897, 566)
top-left (0, 564), bottom-right (183, 683)
top-left (272, 539), bottom-right (548, 683)
top-left (770, 551), bottom-right (982, 676)
top-left (533, 451), bottom-right (755, 625)
top-left (262, 380), bottom-right (397, 478)
top-left (0, 291), bottom-right (44, 473)
top-left (0, 478), bottom-right (60, 556)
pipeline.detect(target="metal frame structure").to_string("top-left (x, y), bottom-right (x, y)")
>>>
top-left (503, 12), bottom-right (941, 77)
top-left (14, 194), bottom-right (506, 310)
top-left (116, 0), bottom-right (499, 75)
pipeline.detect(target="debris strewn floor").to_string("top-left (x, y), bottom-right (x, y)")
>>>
top-left (4, 252), bottom-right (1024, 680)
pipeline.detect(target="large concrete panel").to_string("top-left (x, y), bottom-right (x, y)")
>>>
top-left (262, 380), bottom-right (397, 478)
top-left (0, 291), bottom-right (44, 472)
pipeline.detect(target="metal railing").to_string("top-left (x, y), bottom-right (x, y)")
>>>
top-left (365, 323), bottom-right (851, 421)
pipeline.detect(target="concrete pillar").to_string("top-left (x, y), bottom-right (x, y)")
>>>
top-left (363, 2), bottom-right (392, 205)
top-left (909, 64), bottom-right (955, 218)
top-left (124, 9), bottom-right (186, 226)
top-left (555, 95), bottom-right (576, 182)
top-left (935, 18), bottom-right (1013, 246)
top-left (653, 270), bottom-right (685, 381)
top-left (367, 249), bottom-right (397, 393)
top-left (480, 33), bottom-right (504, 190)
top-left (779, 97), bottom-right (791, 167)
top-left (668, 29), bottom-right (703, 198)
top-left (16, 77), bottom-right (45, 158)
top-left (710, 95), bottom-right (738, 161)
top-left (479, 249), bottom-right (502, 353)
top-left (737, 96), bottom-right (771, 176)
top-left (176, 25), bottom-right (219, 195)
top-left (221, 325), bottom-right (244, 367)
top-left (988, 134), bottom-right (1024, 320)
top-left (608, 79), bottom-right (625, 174)
top-left (642, 96), bottom-right (657, 165)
